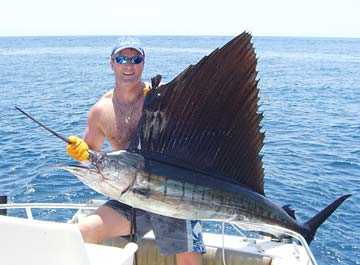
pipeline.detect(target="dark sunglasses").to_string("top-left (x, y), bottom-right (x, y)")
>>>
top-left (113, 55), bottom-right (143, 64)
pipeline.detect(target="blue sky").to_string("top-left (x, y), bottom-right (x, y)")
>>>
top-left (1, 0), bottom-right (359, 38)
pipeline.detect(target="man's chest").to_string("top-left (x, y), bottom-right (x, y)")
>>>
top-left (103, 115), bottom-right (140, 149)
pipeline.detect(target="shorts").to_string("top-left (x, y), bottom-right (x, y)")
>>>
top-left (104, 200), bottom-right (206, 256)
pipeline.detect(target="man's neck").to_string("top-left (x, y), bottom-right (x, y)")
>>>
top-left (114, 81), bottom-right (144, 103)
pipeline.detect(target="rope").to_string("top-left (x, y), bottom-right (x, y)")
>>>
top-left (130, 207), bottom-right (138, 265)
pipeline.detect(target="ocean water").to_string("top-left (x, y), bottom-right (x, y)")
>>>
top-left (0, 35), bottom-right (359, 264)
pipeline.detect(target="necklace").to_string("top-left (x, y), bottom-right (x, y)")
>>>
top-left (114, 91), bottom-right (142, 124)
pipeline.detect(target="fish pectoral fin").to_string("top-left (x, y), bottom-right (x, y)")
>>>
top-left (132, 187), bottom-right (150, 197)
top-left (131, 188), bottom-right (176, 206)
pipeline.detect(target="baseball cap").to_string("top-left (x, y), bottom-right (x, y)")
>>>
top-left (111, 36), bottom-right (145, 57)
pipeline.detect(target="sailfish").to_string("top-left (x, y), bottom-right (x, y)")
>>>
top-left (18, 32), bottom-right (350, 244)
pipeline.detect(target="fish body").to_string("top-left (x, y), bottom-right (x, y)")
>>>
top-left (59, 150), bottom-right (349, 244)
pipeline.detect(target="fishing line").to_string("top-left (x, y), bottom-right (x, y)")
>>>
top-left (15, 106), bottom-right (70, 144)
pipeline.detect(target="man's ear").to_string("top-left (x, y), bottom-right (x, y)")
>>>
top-left (110, 59), bottom-right (114, 70)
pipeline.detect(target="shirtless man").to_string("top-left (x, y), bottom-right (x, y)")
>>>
top-left (66, 36), bottom-right (205, 265)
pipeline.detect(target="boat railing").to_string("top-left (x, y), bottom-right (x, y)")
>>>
top-left (230, 220), bottom-right (317, 265)
top-left (0, 202), bottom-right (99, 220)
top-left (0, 202), bottom-right (318, 265)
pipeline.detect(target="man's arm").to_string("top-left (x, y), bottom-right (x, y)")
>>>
top-left (83, 105), bottom-right (105, 152)
top-left (66, 103), bottom-right (105, 162)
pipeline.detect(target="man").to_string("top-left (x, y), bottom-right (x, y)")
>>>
top-left (66, 36), bottom-right (205, 265)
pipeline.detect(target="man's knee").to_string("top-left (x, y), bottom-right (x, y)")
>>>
top-left (176, 252), bottom-right (202, 265)
top-left (78, 205), bottom-right (131, 243)
top-left (78, 214), bottom-right (107, 243)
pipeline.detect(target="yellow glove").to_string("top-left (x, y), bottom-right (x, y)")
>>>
top-left (66, 136), bottom-right (89, 161)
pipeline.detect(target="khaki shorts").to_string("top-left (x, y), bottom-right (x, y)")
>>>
top-left (104, 200), bottom-right (206, 256)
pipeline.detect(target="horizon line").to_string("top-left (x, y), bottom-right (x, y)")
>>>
top-left (0, 33), bottom-right (359, 40)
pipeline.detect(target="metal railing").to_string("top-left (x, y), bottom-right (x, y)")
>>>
top-left (0, 202), bottom-right (99, 220)
top-left (0, 201), bottom-right (317, 265)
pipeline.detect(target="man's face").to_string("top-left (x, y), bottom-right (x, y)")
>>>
top-left (111, 48), bottom-right (144, 85)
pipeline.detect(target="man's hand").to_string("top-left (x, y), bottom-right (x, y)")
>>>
top-left (66, 136), bottom-right (89, 161)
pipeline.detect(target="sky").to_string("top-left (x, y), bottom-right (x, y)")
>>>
top-left (1, 0), bottom-right (359, 38)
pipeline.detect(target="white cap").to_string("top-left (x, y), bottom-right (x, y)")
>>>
top-left (111, 36), bottom-right (145, 57)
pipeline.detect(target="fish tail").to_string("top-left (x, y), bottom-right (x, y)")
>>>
top-left (301, 194), bottom-right (351, 244)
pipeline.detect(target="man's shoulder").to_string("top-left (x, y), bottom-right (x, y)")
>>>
top-left (101, 89), bottom-right (114, 99)
top-left (95, 89), bottom-right (113, 107)
top-left (89, 90), bottom-right (113, 116)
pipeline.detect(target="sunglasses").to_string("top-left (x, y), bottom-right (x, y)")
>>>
top-left (113, 55), bottom-right (144, 64)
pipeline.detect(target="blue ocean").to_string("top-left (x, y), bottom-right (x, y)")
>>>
top-left (0, 35), bottom-right (359, 264)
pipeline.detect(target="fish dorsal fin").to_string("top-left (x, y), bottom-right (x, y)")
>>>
top-left (129, 32), bottom-right (265, 195)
